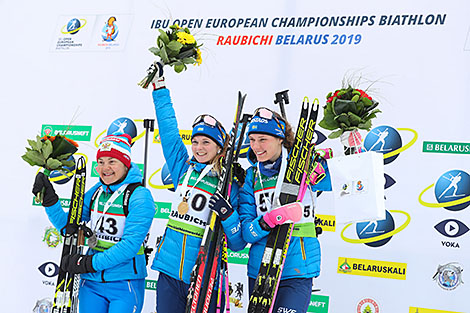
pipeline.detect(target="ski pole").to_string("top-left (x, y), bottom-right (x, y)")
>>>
top-left (274, 90), bottom-right (289, 119)
top-left (142, 119), bottom-right (155, 187)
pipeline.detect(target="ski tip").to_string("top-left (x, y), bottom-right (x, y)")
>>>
top-left (312, 98), bottom-right (320, 110)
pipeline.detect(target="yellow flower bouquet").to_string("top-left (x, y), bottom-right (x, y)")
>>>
top-left (138, 23), bottom-right (202, 88)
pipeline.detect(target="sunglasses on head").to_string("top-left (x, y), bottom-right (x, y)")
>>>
top-left (252, 107), bottom-right (285, 131)
top-left (192, 114), bottom-right (227, 140)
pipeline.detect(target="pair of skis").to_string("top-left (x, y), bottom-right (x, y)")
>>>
top-left (52, 156), bottom-right (87, 313)
top-left (185, 92), bottom-right (248, 313)
top-left (248, 98), bottom-right (319, 313)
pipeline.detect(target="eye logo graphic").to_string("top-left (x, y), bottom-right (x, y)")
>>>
top-left (419, 170), bottom-right (470, 211)
top-left (363, 125), bottom-right (417, 164)
top-left (341, 210), bottom-right (411, 247)
top-left (61, 18), bottom-right (87, 35)
top-left (101, 16), bottom-right (119, 42)
top-left (384, 173), bottom-right (396, 189)
top-left (38, 261), bottom-right (60, 278)
top-left (434, 219), bottom-right (469, 238)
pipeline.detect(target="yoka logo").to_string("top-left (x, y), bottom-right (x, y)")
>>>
top-left (434, 219), bottom-right (469, 238)
top-left (38, 261), bottom-right (59, 278)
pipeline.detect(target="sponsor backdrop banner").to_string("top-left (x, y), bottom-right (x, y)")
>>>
top-left (1, 0), bottom-right (469, 312)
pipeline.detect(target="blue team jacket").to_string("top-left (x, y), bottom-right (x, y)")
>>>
top-left (150, 88), bottom-right (246, 284)
top-left (238, 151), bottom-right (322, 280)
top-left (45, 163), bottom-right (156, 282)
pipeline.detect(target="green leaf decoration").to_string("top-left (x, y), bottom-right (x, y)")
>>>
top-left (22, 150), bottom-right (46, 166)
top-left (46, 158), bottom-right (62, 170)
top-left (182, 57), bottom-right (195, 64)
top-left (333, 99), bottom-right (353, 115)
top-left (328, 129), bottom-right (343, 139)
top-left (158, 29), bottom-right (170, 45)
top-left (149, 47), bottom-right (160, 56)
top-left (326, 92), bottom-right (332, 99)
top-left (351, 95), bottom-right (359, 102)
top-left (334, 113), bottom-right (351, 127)
top-left (167, 40), bottom-right (183, 55)
top-left (41, 139), bottom-right (53, 159)
top-left (347, 112), bottom-right (362, 126)
top-left (358, 119), bottom-right (372, 130)
top-left (159, 45), bottom-right (170, 63)
top-left (362, 97), bottom-right (372, 107)
top-left (61, 160), bottom-right (75, 167)
top-left (174, 62), bottom-right (185, 73)
top-left (56, 153), bottom-right (73, 161)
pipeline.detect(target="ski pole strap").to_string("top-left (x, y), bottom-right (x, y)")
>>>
top-left (308, 162), bottom-right (326, 186)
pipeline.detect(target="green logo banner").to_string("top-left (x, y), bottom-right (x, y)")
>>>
top-left (155, 202), bottom-right (171, 219)
top-left (227, 247), bottom-right (250, 265)
top-left (41, 125), bottom-right (92, 141)
top-left (423, 141), bottom-right (470, 154)
top-left (145, 279), bottom-right (157, 290)
top-left (308, 294), bottom-right (329, 313)
top-left (32, 198), bottom-right (70, 208)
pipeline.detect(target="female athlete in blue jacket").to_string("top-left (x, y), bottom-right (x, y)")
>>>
top-left (149, 66), bottom-right (246, 313)
top-left (32, 132), bottom-right (156, 313)
top-left (239, 107), bottom-right (321, 313)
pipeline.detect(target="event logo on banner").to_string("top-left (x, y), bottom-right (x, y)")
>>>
top-left (315, 214), bottom-right (335, 232)
top-left (42, 226), bottom-right (62, 248)
top-left (419, 170), bottom-right (470, 211)
top-left (228, 281), bottom-right (245, 308)
top-left (41, 124), bottom-right (92, 141)
top-left (337, 257), bottom-right (407, 280)
top-left (32, 298), bottom-right (53, 313)
top-left (357, 298), bottom-right (379, 313)
top-left (409, 307), bottom-right (464, 313)
top-left (150, 14), bottom-right (446, 47)
top-left (423, 141), bottom-right (470, 155)
top-left (145, 279), bottom-right (157, 290)
top-left (51, 15), bottom-right (132, 51)
top-left (432, 262), bottom-right (464, 291)
top-left (153, 129), bottom-right (192, 145)
top-left (308, 294), bottom-right (329, 313)
top-left (434, 219), bottom-right (469, 239)
top-left (38, 261), bottom-right (59, 278)
top-left (148, 164), bottom-right (176, 192)
top-left (154, 202), bottom-right (171, 219)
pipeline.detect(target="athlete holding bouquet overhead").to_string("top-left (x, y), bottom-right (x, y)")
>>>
top-left (147, 62), bottom-right (245, 313)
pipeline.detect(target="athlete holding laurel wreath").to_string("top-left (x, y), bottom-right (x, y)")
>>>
top-left (148, 63), bottom-right (246, 313)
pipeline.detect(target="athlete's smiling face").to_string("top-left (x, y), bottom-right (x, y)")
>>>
top-left (249, 133), bottom-right (283, 162)
top-left (96, 157), bottom-right (128, 185)
top-left (191, 135), bottom-right (219, 164)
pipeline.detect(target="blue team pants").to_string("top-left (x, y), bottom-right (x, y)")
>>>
top-left (79, 278), bottom-right (145, 313)
top-left (156, 272), bottom-right (225, 313)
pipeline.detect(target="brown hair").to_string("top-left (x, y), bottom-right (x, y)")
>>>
top-left (272, 111), bottom-right (295, 150)
top-left (210, 133), bottom-right (230, 174)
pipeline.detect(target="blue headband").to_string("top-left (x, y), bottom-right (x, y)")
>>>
top-left (192, 123), bottom-right (227, 148)
top-left (247, 116), bottom-right (286, 139)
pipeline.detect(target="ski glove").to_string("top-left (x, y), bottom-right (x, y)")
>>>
top-left (149, 61), bottom-right (165, 90)
top-left (61, 254), bottom-right (96, 274)
top-left (208, 192), bottom-right (234, 221)
top-left (261, 202), bottom-right (304, 230)
top-left (32, 172), bottom-right (59, 207)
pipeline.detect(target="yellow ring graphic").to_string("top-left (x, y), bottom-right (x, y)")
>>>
top-left (340, 210), bottom-right (411, 244)
top-left (148, 168), bottom-right (175, 190)
top-left (418, 183), bottom-right (470, 208)
top-left (381, 128), bottom-right (418, 159)
top-left (60, 19), bottom-right (87, 34)
top-left (94, 119), bottom-right (146, 148)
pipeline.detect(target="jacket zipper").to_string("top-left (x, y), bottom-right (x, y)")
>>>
top-left (158, 235), bottom-right (166, 253)
top-left (300, 237), bottom-right (306, 260)
top-left (179, 234), bottom-right (187, 280)
top-left (133, 257), bottom-right (137, 274)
